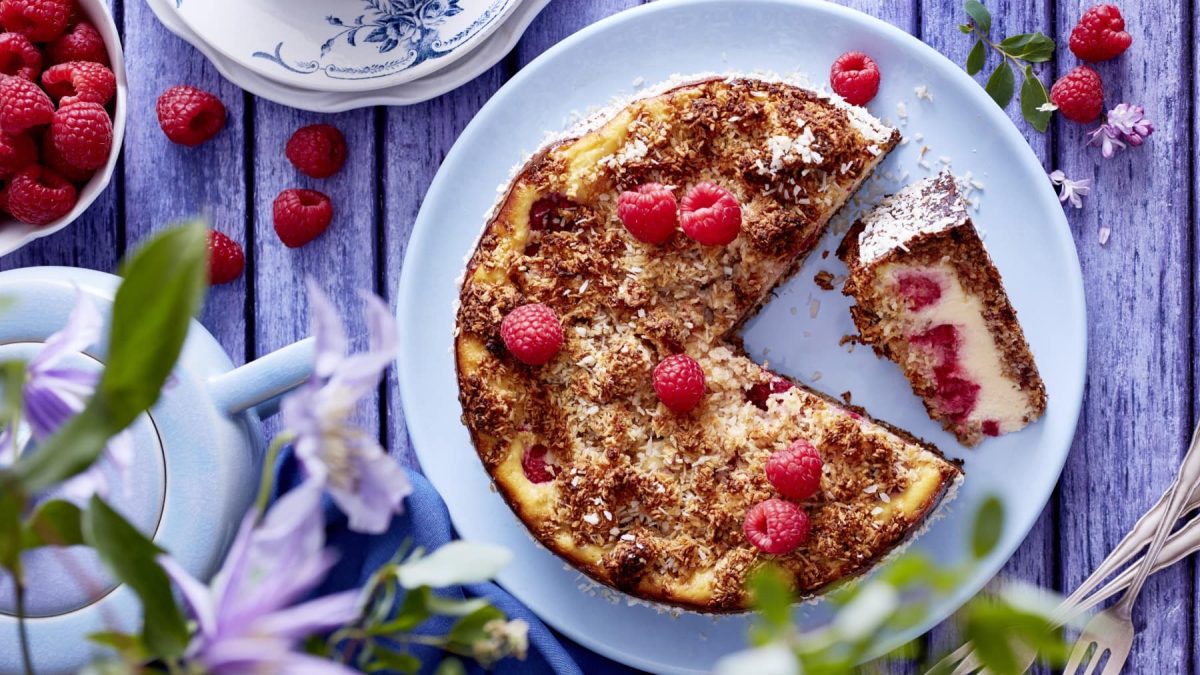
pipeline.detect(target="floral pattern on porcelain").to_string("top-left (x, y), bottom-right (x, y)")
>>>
top-left (213, 0), bottom-right (515, 81)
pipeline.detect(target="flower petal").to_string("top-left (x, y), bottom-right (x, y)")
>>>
top-left (306, 279), bottom-right (348, 379)
top-left (249, 589), bottom-right (362, 640)
top-left (158, 554), bottom-right (218, 641)
top-left (326, 442), bottom-right (410, 534)
top-left (29, 292), bottom-right (102, 374)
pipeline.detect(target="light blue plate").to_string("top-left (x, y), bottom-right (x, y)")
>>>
top-left (395, 1), bottom-right (1086, 671)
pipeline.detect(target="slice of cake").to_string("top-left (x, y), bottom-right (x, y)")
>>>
top-left (456, 77), bottom-right (963, 612)
top-left (838, 172), bottom-right (1047, 446)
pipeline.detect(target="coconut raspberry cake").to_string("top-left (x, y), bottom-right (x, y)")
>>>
top-left (455, 76), bottom-right (963, 612)
top-left (838, 172), bottom-right (1047, 446)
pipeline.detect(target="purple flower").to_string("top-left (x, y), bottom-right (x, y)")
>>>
top-left (1088, 103), bottom-right (1154, 157)
top-left (281, 280), bottom-right (410, 534)
top-left (0, 292), bottom-right (132, 501)
top-left (159, 481), bottom-right (361, 675)
top-left (1048, 170), bottom-right (1091, 209)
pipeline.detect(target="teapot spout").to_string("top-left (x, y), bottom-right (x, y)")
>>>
top-left (208, 338), bottom-right (315, 418)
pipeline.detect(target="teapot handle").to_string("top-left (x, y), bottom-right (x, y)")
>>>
top-left (208, 338), bottom-right (315, 419)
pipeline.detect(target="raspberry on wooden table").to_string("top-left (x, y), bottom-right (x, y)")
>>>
top-left (830, 51), bottom-right (881, 106)
top-left (766, 439), bottom-right (824, 500)
top-left (206, 230), bottom-right (245, 285)
top-left (1050, 66), bottom-right (1104, 123)
top-left (0, 131), bottom-right (36, 179)
top-left (616, 182), bottom-right (678, 244)
top-left (46, 21), bottom-right (107, 66)
top-left (41, 60), bottom-right (115, 106)
top-left (0, 75), bottom-right (54, 133)
top-left (680, 182), bottom-right (741, 246)
top-left (4, 164), bottom-right (76, 225)
top-left (743, 498), bottom-right (810, 555)
top-left (1069, 4), bottom-right (1132, 62)
top-left (156, 85), bottom-right (227, 147)
top-left (272, 188), bottom-right (333, 248)
top-left (0, 32), bottom-right (41, 80)
top-left (0, 0), bottom-right (71, 42)
top-left (500, 303), bottom-right (564, 366)
top-left (521, 444), bottom-right (556, 484)
top-left (653, 353), bottom-right (706, 414)
top-left (49, 101), bottom-right (112, 171)
top-left (285, 123), bottom-right (347, 179)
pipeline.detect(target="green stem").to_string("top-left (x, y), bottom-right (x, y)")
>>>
top-left (14, 577), bottom-right (33, 675)
top-left (254, 432), bottom-right (294, 520)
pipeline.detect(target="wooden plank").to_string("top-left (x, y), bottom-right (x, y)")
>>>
top-left (1054, 0), bottom-right (1194, 672)
top-left (917, 0), bottom-right (1058, 669)
top-left (380, 65), bottom-right (508, 465)
top-left (0, 0), bottom-right (121, 274)
top-left (119, 0), bottom-right (250, 362)
top-left (249, 102), bottom-right (380, 438)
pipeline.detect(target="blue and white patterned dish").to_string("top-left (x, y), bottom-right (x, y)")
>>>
top-left (172, 0), bottom-right (523, 93)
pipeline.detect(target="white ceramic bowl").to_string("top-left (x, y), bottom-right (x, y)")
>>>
top-left (0, 0), bottom-right (127, 258)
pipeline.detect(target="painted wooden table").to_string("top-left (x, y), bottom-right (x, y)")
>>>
top-left (2, 0), bottom-right (1193, 672)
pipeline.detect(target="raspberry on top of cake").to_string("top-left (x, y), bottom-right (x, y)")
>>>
top-left (839, 171), bottom-right (1047, 446)
top-left (455, 76), bottom-right (962, 612)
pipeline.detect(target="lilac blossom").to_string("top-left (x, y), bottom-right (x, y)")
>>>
top-left (1048, 170), bottom-right (1091, 209)
top-left (1088, 103), bottom-right (1154, 158)
top-left (159, 481), bottom-right (361, 675)
top-left (281, 280), bottom-right (410, 534)
top-left (0, 292), bottom-right (132, 500)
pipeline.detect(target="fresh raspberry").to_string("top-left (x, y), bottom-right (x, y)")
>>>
top-left (766, 439), bottom-right (824, 500)
top-left (746, 376), bottom-right (794, 411)
top-left (156, 85), bottom-right (226, 147)
top-left (0, 0), bottom-right (71, 42)
top-left (521, 444), bottom-right (556, 484)
top-left (0, 75), bottom-right (53, 133)
top-left (652, 353), bottom-right (706, 414)
top-left (206, 230), bottom-right (245, 285)
top-left (45, 21), bottom-right (107, 66)
top-left (0, 32), bottom-right (40, 80)
top-left (41, 61), bottom-right (115, 106)
top-left (40, 130), bottom-right (91, 182)
top-left (680, 182), bottom-right (741, 246)
top-left (830, 51), bottom-right (881, 106)
top-left (500, 303), bottom-right (564, 366)
top-left (616, 182), bottom-right (677, 244)
top-left (1069, 4), bottom-right (1132, 62)
top-left (48, 102), bottom-right (112, 171)
top-left (1050, 66), bottom-right (1104, 123)
top-left (743, 498), bottom-right (810, 555)
top-left (5, 164), bottom-right (75, 225)
top-left (0, 131), bottom-right (35, 179)
top-left (272, 188), bottom-right (333, 248)
top-left (285, 123), bottom-right (346, 179)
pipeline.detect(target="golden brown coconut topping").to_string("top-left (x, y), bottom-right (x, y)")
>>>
top-left (455, 77), bottom-right (962, 611)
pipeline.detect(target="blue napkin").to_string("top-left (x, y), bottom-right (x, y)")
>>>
top-left (274, 454), bottom-right (643, 675)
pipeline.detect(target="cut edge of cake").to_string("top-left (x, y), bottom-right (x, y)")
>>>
top-left (838, 171), bottom-right (1047, 446)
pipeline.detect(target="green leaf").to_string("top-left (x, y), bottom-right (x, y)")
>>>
top-left (446, 605), bottom-right (505, 649)
top-left (83, 497), bottom-right (189, 658)
top-left (748, 565), bottom-right (793, 630)
top-left (878, 553), bottom-right (936, 589)
top-left (433, 658), bottom-right (467, 675)
top-left (972, 496), bottom-right (1005, 559)
top-left (998, 32), bottom-right (1055, 63)
top-left (0, 360), bottom-right (24, 421)
top-left (88, 631), bottom-right (149, 663)
top-left (396, 541), bottom-right (512, 589)
top-left (426, 593), bottom-right (491, 617)
top-left (367, 648), bottom-right (421, 674)
top-left (21, 499), bottom-right (83, 548)
top-left (957, 23), bottom-right (973, 34)
top-left (966, 40), bottom-right (986, 75)
top-left (964, 0), bottom-right (990, 34)
top-left (368, 587), bottom-right (431, 635)
top-left (984, 61), bottom-right (1015, 108)
top-left (1019, 66), bottom-right (1054, 133)
top-left (13, 222), bottom-right (208, 493)
top-left (0, 484), bottom-right (23, 572)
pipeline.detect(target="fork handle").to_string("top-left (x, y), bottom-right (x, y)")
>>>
top-left (1110, 423), bottom-right (1200, 616)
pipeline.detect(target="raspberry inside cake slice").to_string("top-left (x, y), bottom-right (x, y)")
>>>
top-left (838, 172), bottom-right (1047, 446)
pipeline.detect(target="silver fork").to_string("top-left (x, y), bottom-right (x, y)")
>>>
top-left (1061, 421), bottom-right (1200, 675)
top-left (934, 421), bottom-right (1200, 675)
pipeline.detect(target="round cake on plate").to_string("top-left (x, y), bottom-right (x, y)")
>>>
top-left (454, 76), bottom-right (963, 612)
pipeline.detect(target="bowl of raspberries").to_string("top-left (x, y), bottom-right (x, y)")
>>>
top-left (0, 0), bottom-right (124, 256)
